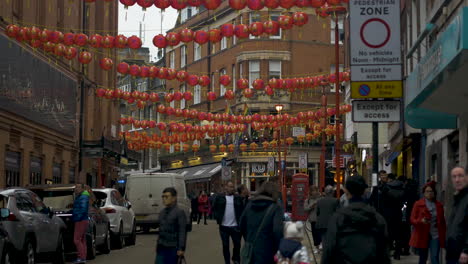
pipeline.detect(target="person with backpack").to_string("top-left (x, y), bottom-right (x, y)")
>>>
top-left (304, 186), bottom-right (322, 254)
top-left (316, 185), bottom-right (339, 249)
top-left (321, 176), bottom-right (390, 264)
top-left (274, 221), bottom-right (310, 264)
top-left (240, 181), bottom-right (284, 264)
top-left (381, 173), bottom-right (405, 260)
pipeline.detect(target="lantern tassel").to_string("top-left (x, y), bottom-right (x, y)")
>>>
top-left (143, 11), bottom-right (146, 21)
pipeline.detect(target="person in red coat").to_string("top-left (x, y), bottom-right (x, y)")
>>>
top-left (409, 182), bottom-right (446, 264)
top-left (197, 191), bottom-right (209, 225)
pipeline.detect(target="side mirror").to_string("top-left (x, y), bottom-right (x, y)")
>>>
top-left (0, 208), bottom-right (10, 219)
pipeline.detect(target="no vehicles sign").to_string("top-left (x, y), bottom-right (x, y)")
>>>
top-left (350, 0), bottom-right (401, 66)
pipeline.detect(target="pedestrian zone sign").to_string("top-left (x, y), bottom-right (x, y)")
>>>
top-left (351, 81), bottom-right (402, 99)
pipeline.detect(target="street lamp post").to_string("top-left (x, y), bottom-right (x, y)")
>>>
top-left (275, 104), bottom-right (286, 209)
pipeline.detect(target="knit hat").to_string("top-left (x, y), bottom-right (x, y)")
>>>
top-left (284, 221), bottom-right (304, 239)
top-left (345, 176), bottom-right (368, 197)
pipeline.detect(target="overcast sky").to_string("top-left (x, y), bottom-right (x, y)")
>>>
top-left (118, 5), bottom-right (178, 61)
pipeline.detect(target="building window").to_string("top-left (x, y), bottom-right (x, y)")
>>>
top-left (181, 45), bottom-right (187, 67)
top-left (270, 12), bottom-right (282, 39)
top-left (194, 85), bottom-right (201, 104)
top-left (157, 112), bottom-right (161, 123)
top-left (170, 144), bottom-right (174, 153)
top-left (69, 167), bottom-right (76, 184)
top-left (211, 73), bottom-right (215, 91)
top-left (30, 157), bottom-right (42, 185)
top-left (170, 51), bottom-right (175, 68)
top-left (249, 13), bottom-right (261, 39)
top-left (53, 163), bottom-right (62, 184)
top-left (149, 105), bottom-right (154, 120)
top-left (249, 60), bottom-right (260, 87)
top-left (220, 69), bottom-right (227, 96)
top-left (180, 84), bottom-right (186, 109)
top-left (269, 60), bottom-right (281, 79)
top-left (221, 36), bottom-right (227, 50)
top-left (232, 19), bottom-right (237, 45)
top-left (169, 88), bottom-right (175, 108)
top-left (194, 42), bottom-right (201, 61)
top-left (232, 64), bottom-right (236, 92)
top-left (5, 151), bottom-right (21, 187)
top-left (330, 19), bottom-right (344, 44)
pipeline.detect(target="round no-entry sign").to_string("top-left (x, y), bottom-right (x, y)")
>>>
top-left (359, 84), bottom-right (371, 96)
top-left (360, 18), bottom-right (391, 48)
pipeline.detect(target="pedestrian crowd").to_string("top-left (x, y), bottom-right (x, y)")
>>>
top-left (149, 165), bottom-right (468, 264)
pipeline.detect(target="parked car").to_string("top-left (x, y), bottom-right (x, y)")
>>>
top-left (29, 185), bottom-right (111, 260)
top-left (125, 172), bottom-right (192, 233)
top-left (92, 188), bottom-right (136, 248)
top-left (0, 206), bottom-right (12, 264)
top-left (0, 188), bottom-right (67, 264)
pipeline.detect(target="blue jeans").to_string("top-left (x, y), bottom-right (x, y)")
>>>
top-left (418, 238), bottom-right (440, 264)
top-left (155, 245), bottom-right (178, 264)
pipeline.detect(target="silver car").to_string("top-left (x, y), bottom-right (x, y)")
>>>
top-left (0, 188), bottom-right (67, 264)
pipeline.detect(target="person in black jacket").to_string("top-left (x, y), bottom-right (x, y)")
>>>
top-left (240, 181), bottom-right (284, 264)
top-left (155, 187), bottom-right (187, 264)
top-left (369, 170), bottom-right (388, 214)
top-left (446, 167), bottom-right (468, 264)
top-left (322, 176), bottom-right (390, 264)
top-left (212, 181), bottom-right (245, 264)
top-left (316, 185), bottom-right (339, 248)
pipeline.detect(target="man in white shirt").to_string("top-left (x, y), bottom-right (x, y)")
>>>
top-left (213, 181), bottom-right (245, 264)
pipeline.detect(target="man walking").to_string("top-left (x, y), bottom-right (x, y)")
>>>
top-left (72, 184), bottom-right (90, 264)
top-left (369, 170), bottom-right (388, 213)
top-left (155, 187), bottom-right (187, 264)
top-left (321, 176), bottom-right (390, 264)
top-left (446, 167), bottom-right (468, 264)
top-left (213, 181), bottom-right (244, 264)
top-left (316, 185), bottom-right (339, 248)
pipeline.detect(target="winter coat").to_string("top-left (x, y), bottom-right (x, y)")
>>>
top-left (72, 191), bottom-right (90, 222)
top-left (157, 204), bottom-right (187, 251)
top-left (197, 195), bottom-right (209, 213)
top-left (240, 195), bottom-right (284, 264)
top-left (369, 182), bottom-right (386, 214)
top-left (212, 194), bottom-right (244, 226)
top-left (275, 239), bottom-right (310, 264)
top-left (446, 187), bottom-right (468, 261)
top-left (409, 198), bottom-right (446, 249)
top-left (316, 196), bottom-right (339, 229)
top-left (321, 198), bottom-right (391, 264)
top-left (304, 197), bottom-right (320, 222)
top-left (381, 180), bottom-right (405, 224)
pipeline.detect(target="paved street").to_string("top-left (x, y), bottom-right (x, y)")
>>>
top-left (64, 220), bottom-right (419, 264)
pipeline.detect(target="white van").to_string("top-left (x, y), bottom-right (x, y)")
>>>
top-left (124, 172), bottom-right (192, 233)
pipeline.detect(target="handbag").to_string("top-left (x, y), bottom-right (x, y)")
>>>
top-left (177, 256), bottom-right (186, 264)
top-left (240, 204), bottom-right (275, 264)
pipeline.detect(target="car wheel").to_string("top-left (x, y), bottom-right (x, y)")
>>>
top-left (125, 220), bottom-right (137, 246)
top-left (112, 222), bottom-right (124, 249)
top-left (24, 240), bottom-right (35, 264)
top-left (86, 230), bottom-right (96, 260)
top-left (52, 233), bottom-right (66, 264)
top-left (99, 226), bottom-right (111, 254)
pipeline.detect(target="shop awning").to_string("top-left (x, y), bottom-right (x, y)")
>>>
top-left (169, 163), bottom-right (227, 183)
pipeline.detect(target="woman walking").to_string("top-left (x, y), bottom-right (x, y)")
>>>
top-left (409, 182), bottom-right (446, 264)
top-left (304, 186), bottom-right (322, 254)
top-left (197, 191), bottom-right (209, 225)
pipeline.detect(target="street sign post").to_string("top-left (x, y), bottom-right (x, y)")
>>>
top-left (352, 100), bottom-right (401, 122)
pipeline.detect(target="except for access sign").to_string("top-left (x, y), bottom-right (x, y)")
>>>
top-left (352, 100), bottom-right (401, 122)
top-left (350, 65), bottom-right (402, 82)
top-left (351, 81), bottom-right (402, 99)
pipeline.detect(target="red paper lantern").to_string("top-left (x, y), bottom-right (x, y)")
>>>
top-left (64, 47), bottom-right (77, 60)
top-left (194, 30), bottom-right (209, 44)
top-left (78, 51), bottom-right (92, 64)
top-left (249, 22), bottom-right (264, 37)
top-left (183, 91), bottom-right (193, 101)
top-left (166, 68), bottom-right (177, 80)
top-left (128, 35), bottom-right (142, 49)
top-left (157, 122), bottom-right (167, 130)
top-left (188, 0), bottom-right (203, 6)
top-left (102, 35), bottom-right (115, 48)
top-left (219, 75), bottom-right (232, 86)
top-left (265, 85), bottom-right (274, 95)
top-left (117, 62), bottom-right (130, 74)
top-left (86, 34), bottom-right (101, 49)
top-left (114, 34), bottom-right (128, 48)
top-left (96, 88), bottom-right (107, 98)
top-left (219, 144), bottom-right (227, 152)
top-left (131, 91), bottom-right (141, 99)
top-left (99, 58), bottom-right (113, 70)
top-left (224, 90), bottom-right (235, 100)
top-left (295, 0), bottom-right (309, 8)
top-left (158, 67), bottom-right (169, 79)
top-left (293, 12), bottom-right (309, 26)
top-left (239, 143), bottom-right (247, 152)
top-left (74, 33), bottom-right (88, 47)
top-left (175, 71), bottom-right (188, 82)
top-left (154, 0), bottom-right (171, 8)
top-left (49, 31), bottom-right (64, 44)
top-left (263, 20), bottom-right (279, 35)
top-left (278, 15), bottom-right (293, 29)
top-left (39, 29), bottom-right (51, 42)
top-left (310, 0), bottom-right (325, 7)
top-left (198, 112), bottom-right (207, 121)
top-left (170, 0), bottom-right (187, 9)
top-left (137, 100), bottom-right (147, 109)
top-left (165, 93), bottom-right (174, 103)
top-left (53, 44), bottom-right (65, 57)
top-left (186, 75), bottom-right (198, 86)
top-left (166, 32), bottom-right (181, 46)
top-left (207, 91), bottom-right (217, 101)
top-left (149, 92), bottom-right (159, 102)
top-left (203, 0), bottom-right (221, 9)
top-left (140, 66), bottom-right (150, 78)
top-left (129, 65), bottom-right (141, 77)
top-left (264, 0), bottom-right (279, 8)
top-left (173, 92), bottom-right (183, 101)
top-left (153, 34), bottom-right (167, 48)
top-left (229, 0), bottom-right (247, 10)
top-left (63, 33), bottom-right (75, 46)
top-left (243, 88), bottom-right (254, 98)
top-left (250, 142), bottom-right (258, 151)
top-left (279, 0), bottom-right (295, 8)
top-left (252, 79), bottom-right (265, 90)
top-left (237, 79), bottom-right (249, 89)
top-left (286, 137), bottom-right (294, 146)
top-left (180, 28), bottom-right (194, 43)
top-left (5, 24), bottom-right (20, 38)
top-left (228, 144), bottom-right (235, 152)
top-left (122, 92), bottom-right (131, 100)
top-left (208, 29), bottom-right (222, 43)
top-left (120, 0), bottom-right (137, 8)
top-left (247, 0), bottom-right (264, 10)
top-left (198, 75), bottom-right (211, 87)
top-left (234, 24), bottom-right (250, 39)
top-left (326, 0), bottom-right (340, 5)
top-left (149, 66), bottom-right (159, 78)
top-left (219, 24), bottom-right (234, 39)
top-left (137, 0), bottom-right (154, 9)
top-left (209, 145), bottom-right (217, 153)
top-left (166, 107), bottom-right (175, 116)
top-left (192, 144), bottom-right (200, 152)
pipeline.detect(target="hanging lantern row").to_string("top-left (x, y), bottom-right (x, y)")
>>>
top-left (5, 24), bottom-right (143, 50)
top-left (153, 12), bottom-right (308, 48)
top-left (117, 0), bottom-right (348, 11)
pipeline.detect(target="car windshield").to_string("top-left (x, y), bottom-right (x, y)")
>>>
top-left (35, 190), bottom-right (74, 210)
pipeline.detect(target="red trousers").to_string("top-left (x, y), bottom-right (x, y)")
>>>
top-left (74, 220), bottom-right (89, 260)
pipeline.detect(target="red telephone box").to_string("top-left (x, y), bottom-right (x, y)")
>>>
top-left (291, 173), bottom-right (310, 221)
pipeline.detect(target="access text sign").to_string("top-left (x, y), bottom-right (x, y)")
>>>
top-left (352, 100), bottom-right (401, 122)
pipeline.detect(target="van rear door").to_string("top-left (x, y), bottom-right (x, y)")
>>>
top-left (126, 176), bottom-right (151, 216)
top-left (149, 176), bottom-right (172, 215)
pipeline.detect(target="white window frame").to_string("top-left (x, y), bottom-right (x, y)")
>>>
top-left (157, 112), bottom-right (161, 123)
top-left (239, 63), bottom-right (243, 78)
top-left (181, 45), bottom-right (187, 68)
top-left (220, 69), bottom-right (226, 96)
top-left (270, 12), bottom-right (282, 39)
top-left (170, 51), bottom-right (175, 68)
top-left (269, 60), bottom-right (281, 79)
top-left (232, 20), bottom-right (237, 45)
top-left (248, 60), bottom-right (260, 88)
top-left (221, 37), bottom-right (227, 50)
top-left (249, 13), bottom-right (261, 39)
top-left (181, 8), bottom-right (188, 23)
top-left (169, 88), bottom-right (175, 108)
top-left (170, 144), bottom-right (175, 153)
top-left (194, 85), bottom-right (201, 104)
top-left (330, 19), bottom-right (344, 45)
top-left (180, 84), bottom-right (186, 109)
top-left (194, 42), bottom-right (201, 61)
top-left (149, 105), bottom-right (154, 120)
top-left (211, 73), bottom-right (215, 91)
